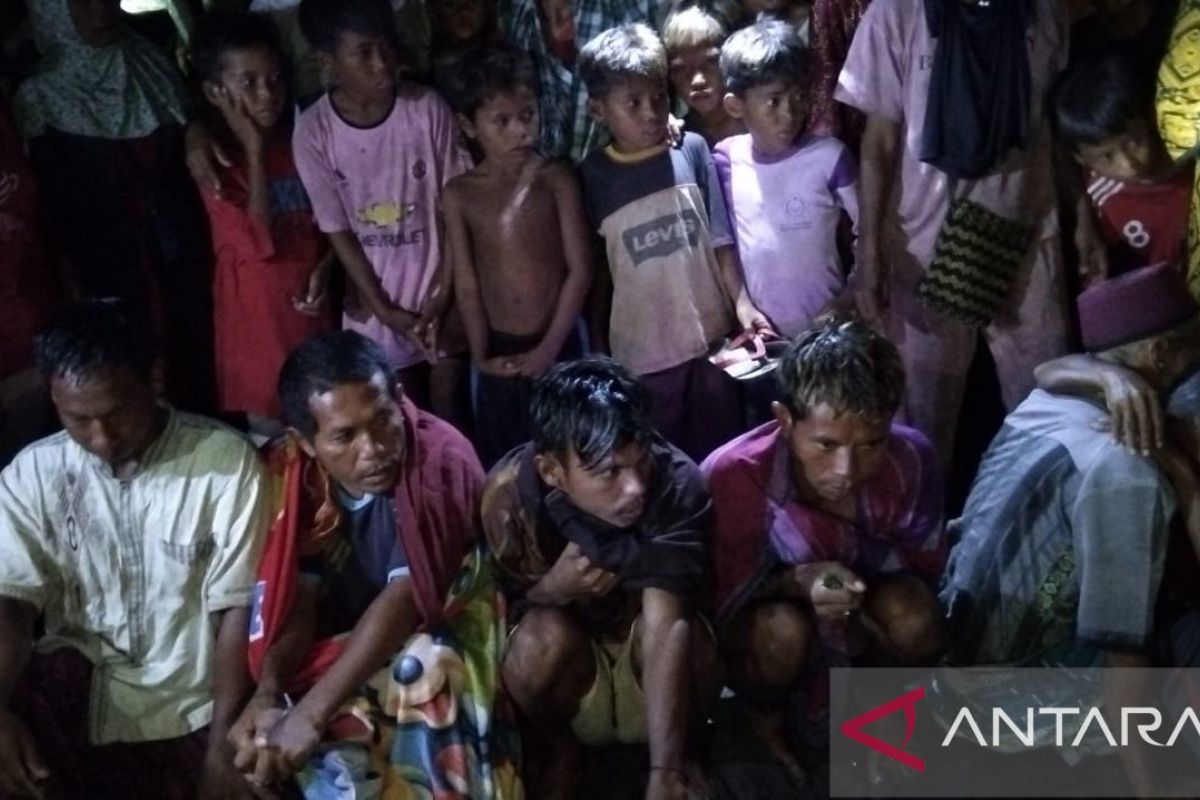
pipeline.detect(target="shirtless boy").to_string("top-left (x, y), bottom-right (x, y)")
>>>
top-left (442, 45), bottom-right (594, 465)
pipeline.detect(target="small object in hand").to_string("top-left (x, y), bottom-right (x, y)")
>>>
top-left (822, 573), bottom-right (844, 590)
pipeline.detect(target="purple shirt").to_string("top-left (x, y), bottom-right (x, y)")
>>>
top-left (714, 133), bottom-right (859, 338)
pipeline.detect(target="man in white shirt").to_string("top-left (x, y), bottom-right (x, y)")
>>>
top-left (0, 301), bottom-right (270, 799)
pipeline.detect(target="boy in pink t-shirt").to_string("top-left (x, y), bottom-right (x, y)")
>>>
top-left (715, 19), bottom-right (859, 340)
top-left (292, 0), bottom-right (471, 414)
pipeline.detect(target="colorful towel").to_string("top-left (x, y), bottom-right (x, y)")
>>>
top-left (296, 547), bottom-right (524, 800)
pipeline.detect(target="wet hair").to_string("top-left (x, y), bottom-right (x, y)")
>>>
top-left (578, 23), bottom-right (668, 99)
top-left (777, 315), bottom-right (905, 424)
top-left (278, 331), bottom-right (397, 438)
top-left (529, 356), bottom-right (656, 468)
top-left (298, 0), bottom-right (397, 55)
top-left (661, 4), bottom-right (733, 52)
top-left (719, 17), bottom-right (808, 96)
top-left (34, 299), bottom-right (155, 385)
top-left (1050, 53), bottom-right (1153, 148)
top-left (442, 44), bottom-right (537, 119)
top-left (190, 11), bottom-right (285, 86)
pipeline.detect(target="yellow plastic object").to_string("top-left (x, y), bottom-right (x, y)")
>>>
top-left (1157, 0), bottom-right (1200, 298)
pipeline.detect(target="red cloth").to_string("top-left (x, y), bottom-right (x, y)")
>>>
top-left (0, 101), bottom-right (54, 378)
top-left (807, 0), bottom-right (872, 151)
top-left (202, 138), bottom-right (330, 418)
top-left (1086, 167), bottom-right (1191, 276)
top-left (248, 399), bottom-right (483, 689)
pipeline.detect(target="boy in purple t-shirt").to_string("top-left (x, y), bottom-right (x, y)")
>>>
top-left (292, 0), bottom-right (471, 417)
top-left (715, 20), bottom-right (859, 340)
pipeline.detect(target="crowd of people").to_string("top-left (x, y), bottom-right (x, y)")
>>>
top-left (0, 0), bottom-right (1196, 797)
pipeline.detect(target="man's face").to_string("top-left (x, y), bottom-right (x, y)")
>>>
top-left (326, 30), bottom-right (397, 104)
top-left (668, 42), bottom-right (725, 117)
top-left (774, 401), bottom-right (891, 509)
top-left (51, 367), bottom-right (162, 470)
top-left (589, 76), bottom-right (670, 153)
top-left (1074, 117), bottom-right (1170, 182)
top-left (538, 441), bottom-right (651, 528)
top-left (463, 87), bottom-right (539, 160)
top-left (298, 374), bottom-right (406, 497)
top-left (728, 79), bottom-right (807, 156)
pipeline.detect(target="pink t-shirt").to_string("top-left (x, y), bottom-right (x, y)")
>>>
top-left (293, 85), bottom-right (471, 368)
top-left (714, 134), bottom-right (859, 338)
top-left (834, 0), bottom-right (1066, 267)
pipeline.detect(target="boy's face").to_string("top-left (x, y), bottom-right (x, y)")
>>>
top-left (204, 45), bottom-right (287, 131)
top-left (668, 42), bottom-right (725, 117)
top-left (324, 30), bottom-right (398, 103)
top-left (1074, 117), bottom-right (1171, 182)
top-left (538, 0), bottom-right (576, 48)
top-left (772, 401), bottom-right (891, 510)
top-left (460, 87), bottom-right (539, 160)
top-left (725, 78), bottom-right (806, 156)
top-left (588, 76), bottom-right (670, 153)
top-left (536, 441), bottom-right (651, 529)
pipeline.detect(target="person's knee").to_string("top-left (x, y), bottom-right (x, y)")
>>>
top-left (504, 608), bottom-right (595, 713)
top-left (727, 601), bottom-right (811, 694)
top-left (866, 576), bottom-right (944, 665)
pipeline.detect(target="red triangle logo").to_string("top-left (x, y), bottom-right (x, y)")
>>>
top-left (839, 686), bottom-right (926, 772)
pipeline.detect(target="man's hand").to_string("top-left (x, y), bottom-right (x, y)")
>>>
top-left (792, 562), bottom-right (866, 618)
top-left (1097, 362), bottom-right (1163, 455)
top-left (515, 347), bottom-right (556, 378)
top-left (251, 709), bottom-right (323, 786)
top-left (0, 709), bottom-right (47, 799)
top-left (530, 542), bottom-right (620, 606)
top-left (200, 740), bottom-right (275, 800)
top-left (228, 693), bottom-right (284, 774)
top-left (185, 121), bottom-right (233, 197)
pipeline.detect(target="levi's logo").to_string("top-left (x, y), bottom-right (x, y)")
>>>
top-left (840, 686), bottom-right (926, 772)
top-left (621, 209), bottom-right (702, 266)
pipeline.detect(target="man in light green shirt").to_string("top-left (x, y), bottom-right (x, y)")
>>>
top-left (0, 301), bottom-right (269, 800)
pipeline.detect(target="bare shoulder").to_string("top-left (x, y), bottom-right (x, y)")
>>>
top-left (538, 156), bottom-right (579, 187)
top-left (443, 168), bottom-right (485, 206)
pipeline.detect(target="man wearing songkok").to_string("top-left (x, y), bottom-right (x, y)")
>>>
top-left (702, 315), bottom-right (945, 779)
top-left (940, 262), bottom-right (1200, 796)
top-left (481, 356), bottom-right (716, 800)
top-left (0, 300), bottom-right (269, 799)
top-left (227, 331), bottom-right (521, 798)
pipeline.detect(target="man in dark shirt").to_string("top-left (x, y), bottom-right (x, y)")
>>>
top-left (481, 356), bottom-right (717, 800)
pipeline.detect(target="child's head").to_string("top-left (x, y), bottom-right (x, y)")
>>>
top-left (1051, 53), bottom-right (1170, 182)
top-left (720, 19), bottom-right (808, 155)
top-left (429, 0), bottom-right (495, 49)
top-left (298, 0), bottom-right (398, 102)
top-left (662, 5), bottom-right (733, 118)
top-left (193, 12), bottom-right (288, 133)
top-left (579, 23), bottom-right (670, 152)
top-left (740, 0), bottom-right (799, 19)
top-left (444, 46), bottom-right (539, 159)
top-left (530, 357), bottom-right (656, 529)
